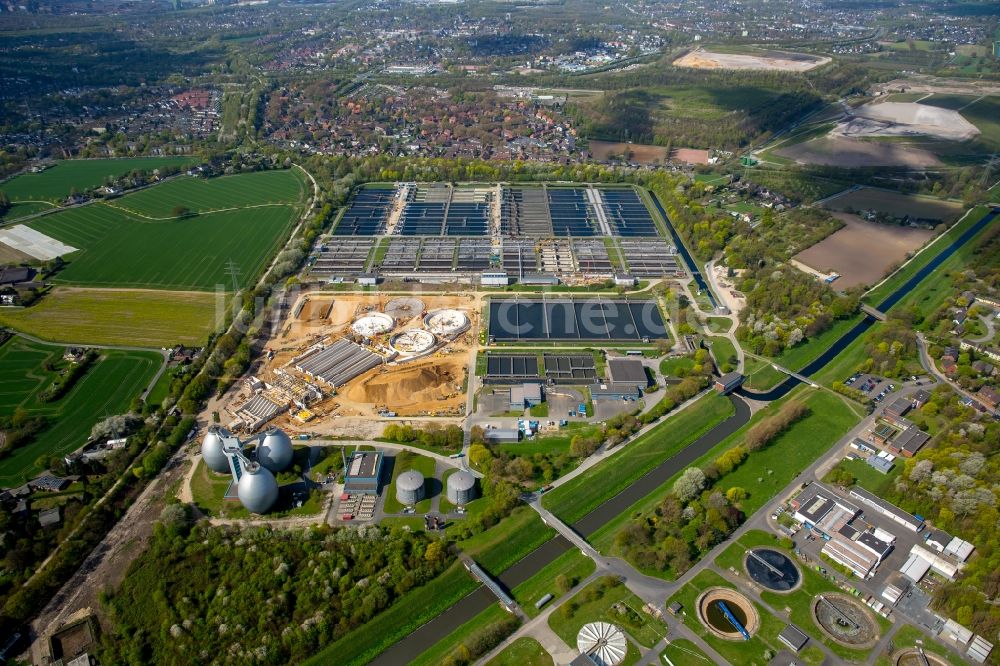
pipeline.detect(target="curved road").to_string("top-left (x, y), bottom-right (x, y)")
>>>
top-left (369, 206), bottom-right (999, 665)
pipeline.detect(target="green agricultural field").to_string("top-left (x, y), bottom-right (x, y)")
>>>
top-left (0, 288), bottom-right (223, 347)
top-left (0, 336), bottom-right (161, 485)
top-left (109, 169), bottom-right (306, 218)
top-left (0, 157), bottom-right (197, 203)
top-left (0, 201), bottom-right (55, 223)
top-left (27, 202), bottom-right (298, 291)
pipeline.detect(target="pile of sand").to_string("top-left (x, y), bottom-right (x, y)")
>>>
top-left (673, 49), bottom-right (829, 72)
top-left (345, 361), bottom-right (460, 407)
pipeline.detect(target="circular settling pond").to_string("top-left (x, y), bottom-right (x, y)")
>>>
top-left (745, 548), bottom-right (801, 592)
top-left (811, 594), bottom-right (880, 648)
top-left (696, 588), bottom-right (760, 641)
top-left (893, 649), bottom-right (949, 666)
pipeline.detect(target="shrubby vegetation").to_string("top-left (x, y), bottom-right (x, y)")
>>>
top-left (382, 423), bottom-right (464, 452)
top-left (97, 520), bottom-right (452, 665)
top-left (39, 350), bottom-right (97, 402)
top-left (614, 400), bottom-right (807, 576)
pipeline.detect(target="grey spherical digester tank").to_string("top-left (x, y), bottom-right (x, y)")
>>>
top-left (238, 462), bottom-right (279, 514)
top-left (447, 470), bottom-right (476, 506)
top-left (258, 427), bottom-right (293, 472)
top-left (201, 428), bottom-right (231, 473)
top-left (395, 469), bottom-right (425, 506)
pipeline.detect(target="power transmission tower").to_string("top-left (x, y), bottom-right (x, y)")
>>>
top-left (225, 260), bottom-right (241, 292)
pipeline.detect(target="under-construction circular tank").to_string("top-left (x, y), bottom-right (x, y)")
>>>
top-left (423, 309), bottom-right (469, 339)
top-left (390, 329), bottom-right (436, 355)
top-left (577, 622), bottom-right (627, 666)
top-left (201, 427), bottom-right (231, 473)
top-left (238, 462), bottom-right (279, 514)
top-left (385, 297), bottom-right (425, 321)
top-left (447, 470), bottom-right (477, 506)
top-left (351, 312), bottom-right (394, 338)
top-left (258, 427), bottom-right (293, 473)
top-left (395, 469), bottom-right (425, 506)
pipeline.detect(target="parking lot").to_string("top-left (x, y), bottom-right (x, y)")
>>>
top-left (844, 372), bottom-right (896, 403)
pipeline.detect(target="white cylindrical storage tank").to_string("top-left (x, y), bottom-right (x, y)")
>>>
top-left (238, 462), bottom-right (279, 514)
top-left (201, 427), bottom-right (231, 473)
top-left (395, 469), bottom-right (425, 506)
top-left (351, 312), bottom-right (394, 338)
top-left (258, 427), bottom-right (293, 472)
top-left (447, 470), bottom-right (476, 506)
top-left (423, 309), bottom-right (469, 339)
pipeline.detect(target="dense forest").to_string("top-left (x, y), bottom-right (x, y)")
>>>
top-left (97, 515), bottom-right (453, 665)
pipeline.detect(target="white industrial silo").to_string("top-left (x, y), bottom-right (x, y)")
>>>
top-left (395, 469), bottom-right (425, 506)
top-left (446, 470), bottom-right (476, 506)
top-left (201, 427), bottom-right (231, 473)
top-left (258, 427), bottom-right (293, 472)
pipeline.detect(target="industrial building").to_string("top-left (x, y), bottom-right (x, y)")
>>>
top-left (606, 358), bottom-right (647, 388)
top-left (778, 625), bottom-right (809, 653)
top-left (293, 338), bottom-right (387, 388)
top-left (848, 486), bottom-right (924, 532)
top-left (509, 382), bottom-right (543, 409)
top-left (343, 450), bottom-right (384, 495)
top-left (588, 382), bottom-right (641, 401)
top-left (714, 372), bottom-right (745, 394)
top-left (790, 482), bottom-right (895, 579)
top-left (484, 428), bottom-right (520, 444)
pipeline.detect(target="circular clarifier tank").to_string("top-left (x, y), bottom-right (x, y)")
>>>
top-left (577, 622), bottom-right (627, 666)
top-left (696, 588), bottom-right (760, 640)
top-left (351, 312), bottom-right (394, 338)
top-left (390, 329), bottom-right (436, 355)
top-left (812, 593), bottom-right (880, 648)
top-left (423, 309), bottom-right (469, 338)
top-left (385, 297), bottom-right (425, 321)
top-left (745, 548), bottom-right (801, 592)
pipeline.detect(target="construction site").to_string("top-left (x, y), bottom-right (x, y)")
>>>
top-left (222, 292), bottom-right (475, 426)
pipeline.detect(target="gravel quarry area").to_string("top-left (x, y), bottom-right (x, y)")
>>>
top-left (674, 48), bottom-right (830, 72)
top-left (836, 101), bottom-right (981, 141)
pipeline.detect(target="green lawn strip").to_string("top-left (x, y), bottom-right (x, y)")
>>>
top-left (772, 315), bottom-right (864, 373)
top-left (303, 561), bottom-right (479, 666)
top-left (666, 569), bottom-right (785, 664)
top-left (459, 505), bottom-right (555, 574)
top-left (826, 456), bottom-right (900, 495)
top-left (486, 637), bottom-right (554, 666)
top-left (590, 389), bottom-right (858, 569)
top-left (379, 516), bottom-right (429, 531)
top-left (0, 157), bottom-right (197, 202)
top-left (548, 577), bottom-right (667, 649)
top-left (705, 317), bottom-right (732, 334)
top-left (864, 205), bottom-right (989, 307)
top-left (529, 402), bottom-right (549, 417)
top-left (706, 335), bottom-right (738, 370)
top-left (511, 548), bottom-right (597, 618)
top-left (0, 344), bottom-right (161, 485)
top-left (144, 366), bottom-right (177, 407)
top-left (542, 393), bottom-right (734, 524)
top-left (660, 638), bottom-right (712, 664)
top-left (873, 624), bottom-right (967, 666)
top-left (383, 450), bottom-right (437, 514)
top-left (660, 356), bottom-right (694, 377)
top-left (743, 357), bottom-right (787, 390)
top-left (410, 604), bottom-right (513, 666)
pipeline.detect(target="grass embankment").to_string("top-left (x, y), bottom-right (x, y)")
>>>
top-left (589, 388), bottom-right (859, 571)
top-left (409, 604), bottom-right (511, 666)
top-left (0, 336), bottom-right (160, 484)
top-left (306, 507), bottom-right (554, 666)
top-left (512, 548), bottom-right (596, 618)
top-left (486, 638), bottom-right (553, 666)
top-left (542, 393), bottom-right (735, 524)
top-left (0, 287), bottom-right (222, 347)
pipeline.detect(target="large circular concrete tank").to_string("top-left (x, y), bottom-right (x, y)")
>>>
top-left (258, 427), bottom-right (293, 472)
top-left (238, 463), bottom-right (279, 514)
top-left (447, 470), bottom-right (476, 506)
top-left (395, 469), bottom-right (425, 506)
top-left (577, 622), bottom-right (627, 666)
top-left (201, 428), bottom-right (230, 473)
top-left (351, 312), bottom-right (394, 338)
